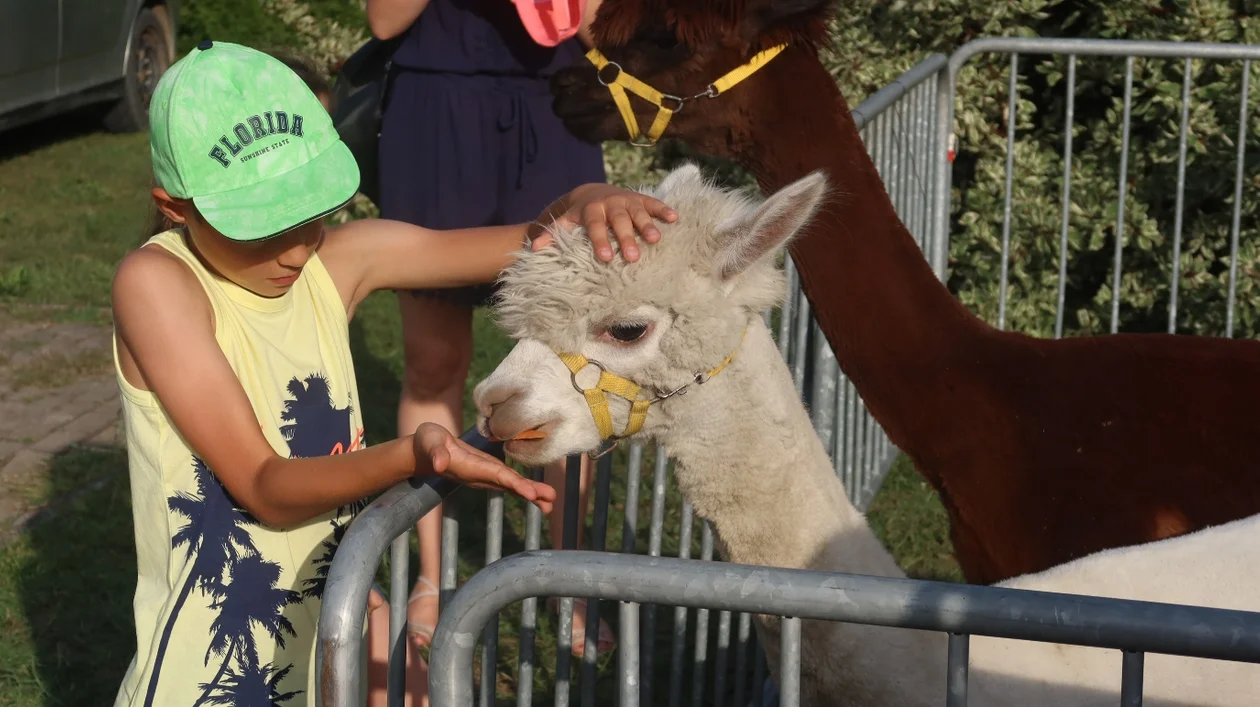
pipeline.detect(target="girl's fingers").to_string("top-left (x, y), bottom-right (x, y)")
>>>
top-left (630, 203), bottom-right (662, 244)
top-left (582, 203), bottom-right (614, 261)
top-left (607, 202), bottom-right (640, 261)
top-left (644, 196), bottom-right (678, 223)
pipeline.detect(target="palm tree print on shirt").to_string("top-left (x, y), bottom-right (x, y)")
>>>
top-left (144, 372), bottom-right (366, 706)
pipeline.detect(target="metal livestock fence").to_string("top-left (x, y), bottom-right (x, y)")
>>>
top-left (318, 36), bottom-right (1260, 707)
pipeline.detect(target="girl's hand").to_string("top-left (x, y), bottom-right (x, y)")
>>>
top-left (414, 423), bottom-right (556, 513)
top-left (531, 183), bottom-right (679, 263)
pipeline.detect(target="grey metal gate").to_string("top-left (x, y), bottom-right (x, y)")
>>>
top-left (318, 36), bottom-right (1260, 707)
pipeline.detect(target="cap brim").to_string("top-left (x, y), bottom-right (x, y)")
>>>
top-left (194, 140), bottom-right (361, 242)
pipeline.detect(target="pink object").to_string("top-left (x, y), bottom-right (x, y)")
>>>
top-left (513, 0), bottom-right (586, 46)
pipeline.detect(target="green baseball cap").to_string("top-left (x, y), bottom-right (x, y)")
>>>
top-left (149, 40), bottom-right (359, 241)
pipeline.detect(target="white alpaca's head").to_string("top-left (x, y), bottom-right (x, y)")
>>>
top-left (474, 163), bottom-right (828, 464)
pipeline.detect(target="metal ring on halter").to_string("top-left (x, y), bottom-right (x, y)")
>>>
top-left (569, 358), bottom-right (607, 394)
top-left (659, 93), bottom-right (686, 113)
top-left (588, 437), bottom-right (621, 460)
top-left (596, 62), bottom-right (623, 86)
top-left (629, 134), bottom-right (659, 148)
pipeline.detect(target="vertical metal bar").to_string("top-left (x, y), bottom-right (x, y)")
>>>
top-left (934, 65), bottom-right (956, 279)
top-left (866, 409), bottom-right (880, 500)
top-left (1111, 56), bottom-right (1135, 334)
top-left (779, 258), bottom-right (796, 359)
top-left (581, 454), bottom-right (614, 707)
top-left (895, 84), bottom-right (912, 225)
top-left (644, 448), bottom-right (670, 707)
top-left (809, 320), bottom-right (837, 447)
top-left (753, 643), bottom-right (767, 707)
top-left (791, 289), bottom-right (810, 397)
top-left (516, 469), bottom-right (545, 707)
top-left (619, 443), bottom-right (644, 707)
top-left (843, 379), bottom-right (858, 493)
top-left (668, 504), bottom-right (695, 707)
top-left (998, 52), bottom-right (1019, 331)
top-left (555, 455), bottom-right (584, 707)
top-left (1121, 651), bottom-right (1145, 707)
top-left (692, 523), bottom-right (715, 707)
top-left (480, 492), bottom-right (504, 707)
top-left (387, 534), bottom-right (408, 707)
top-left (440, 499), bottom-right (459, 611)
top-left (831, 370), bottom-right (849, 481)
top-left (1169, 57), bottom-right (1193, 334)
top-left (778, 618), bottom-right (801, 707)
top-left (714, 611), bottom-right (731, 707)
top-left (1054, 54), bottom-right (1077, 340)
top-left (911, 83), bottom-right (929, 249)
top-left (1227, 60), bottom-right (1251, 338)
top-left (946, 633), bottom-right (970, 707)
top-left (733, 613), bottom-right (751, 707)
top-left (620, 600), bottom-right (641, 707)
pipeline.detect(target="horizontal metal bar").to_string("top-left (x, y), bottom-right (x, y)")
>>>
top-left (852, 53), bottom-right (949, 131)
top-left (429, 552), bottom-right (1260, 707)
top-left (950, 37), bottom-right (1260, 77)
top-left (316, 426), bottom-right (503, 707)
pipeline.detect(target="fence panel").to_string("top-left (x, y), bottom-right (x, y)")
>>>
top-left (935, 38), bottom-right (1260, 340)
top-left (426, 552), bottom-right (1260, 707)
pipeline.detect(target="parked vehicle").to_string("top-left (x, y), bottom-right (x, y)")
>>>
top-left (0, 1), bottom-right (179, 134)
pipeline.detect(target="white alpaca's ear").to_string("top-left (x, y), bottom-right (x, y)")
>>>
top-left (713, 171), bottom-right (827, 281)
top-left (654, 162), bottom-right (704, 199)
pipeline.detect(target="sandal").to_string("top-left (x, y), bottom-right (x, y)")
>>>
top-left (407, 576), bottom-right (440, 646)
top-left (549, 596), bottom-right (616, 658)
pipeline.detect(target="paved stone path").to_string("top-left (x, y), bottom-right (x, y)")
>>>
top-left (0, 309), bottom-right (123, 545)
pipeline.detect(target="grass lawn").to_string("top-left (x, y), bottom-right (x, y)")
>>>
top-left (0, 109), bottom-right (957, 706)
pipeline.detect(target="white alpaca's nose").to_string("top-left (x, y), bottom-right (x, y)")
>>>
top-left (474, 379), bottom-right (520, 419)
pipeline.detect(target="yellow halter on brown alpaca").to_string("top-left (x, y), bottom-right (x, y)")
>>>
top-left (584, 43), bottom-right (788, 147)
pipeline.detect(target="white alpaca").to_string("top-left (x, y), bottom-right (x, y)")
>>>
top-left (473, 163), bottom-right (1260, 707)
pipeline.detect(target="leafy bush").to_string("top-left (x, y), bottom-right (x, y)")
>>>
top-left (821, 0), bottom-right (1260, 339)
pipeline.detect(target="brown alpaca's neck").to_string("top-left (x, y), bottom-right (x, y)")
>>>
top-left (734, 47), bottom-right (989, 456)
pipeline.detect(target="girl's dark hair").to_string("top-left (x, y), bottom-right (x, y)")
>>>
top-left (267, 50), bottom-right (332, 105)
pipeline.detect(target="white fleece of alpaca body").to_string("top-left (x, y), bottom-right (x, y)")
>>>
top-left (968, 512), bottom-right (1260, 705)
top-left (477, 162), bottom-right (1260, 707)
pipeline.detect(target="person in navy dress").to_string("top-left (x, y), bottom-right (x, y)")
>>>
top-left (366, 0), bottom-right (615, 659)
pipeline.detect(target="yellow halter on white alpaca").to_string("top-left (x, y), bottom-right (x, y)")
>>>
top-left (556, 328), bottom-right (747, 457)
top-left (584, 43), bottom-right (789, 147)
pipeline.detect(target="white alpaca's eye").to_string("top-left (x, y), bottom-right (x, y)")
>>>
top-left (606, 322), bottom-right (650, 343)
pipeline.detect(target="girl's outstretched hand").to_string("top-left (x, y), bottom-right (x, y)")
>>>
top-left (414, 423), bottom-right (556, 514)
top-left (531, 183), bottom-right (679, 263)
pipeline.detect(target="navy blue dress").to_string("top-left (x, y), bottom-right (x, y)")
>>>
top-left (378, 0), bottom-right (607, 306)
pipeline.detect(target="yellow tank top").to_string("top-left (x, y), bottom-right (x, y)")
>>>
top-left (112, 229), bottom-right (368, 707)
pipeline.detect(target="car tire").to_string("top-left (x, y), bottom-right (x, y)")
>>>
top-left (104, 7), bottom-right (171, 133)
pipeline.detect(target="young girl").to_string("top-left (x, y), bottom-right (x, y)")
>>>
top-left (111, 40), bottom-right (674, 707)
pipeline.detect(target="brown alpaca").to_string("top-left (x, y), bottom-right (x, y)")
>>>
top-left (548, 0), bottom-right (1260, 585)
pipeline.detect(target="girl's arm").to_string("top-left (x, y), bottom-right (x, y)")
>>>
top-left (365, 0), bottom-right (431, 39)
top-left (112, 248), bottom-right (553, 528)
top-left (321, 183), bottom-right (677, 316)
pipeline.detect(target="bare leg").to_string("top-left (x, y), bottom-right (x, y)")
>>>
top-left (397, 292), bottom-right (474, 647)
top-left (544, 454), bottom-right (615, 656)
top-left (367, 588), bottom-right (430, 707)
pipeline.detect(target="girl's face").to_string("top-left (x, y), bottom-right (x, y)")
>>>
top-left (153, 189), bottom-right (324, 297)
